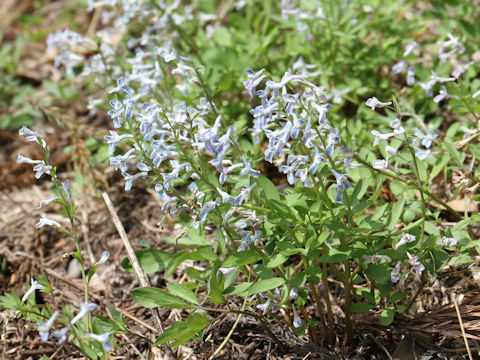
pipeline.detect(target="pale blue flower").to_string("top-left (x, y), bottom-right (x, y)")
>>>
top-left (331, 169), bottom-right (351, 201)
top-left (433, 85), bottom-right (459, 103)
top-left (70, 301), bottom-right (98, 325)
top-left (36, 216), bottom-right (61, 229)
top-left (371, 130), bottom-right (396, 146)
top-left (406, 66), bottom-right (416, 85)
top-left (414, 128), bottom-right (438, 149)
top-left (121, 171), bottom-right (147, 191)
top-left (85, 332), bottom-right (113, 351)
top-left (33, 162), bottom-right (53, 179)
top-left (110, 149), bottom-right (136, 172)
top-left (292, 303), bottom-right (301, 328)
top-left (51, 326), bottom-right (69, 344)
top-left (392, 60), bottom-right (408, 74)
top-left (104, 131), bottom-right (134, 154)
top-left (415, 148), bottom-right (439, 160)
top-left (109, 77), bottom-right (134, 95)
top-left (198, 201), bottom-right (217, 221)
top-left (240, 156), bottom-right (261, 178)
top-left (244, 69), bottom-right (266, 98)
top-left (38, 311), bottom-right (59, 342)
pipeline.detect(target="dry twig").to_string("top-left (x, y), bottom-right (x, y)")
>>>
top-left (102, 192), bottom-right (177, 360)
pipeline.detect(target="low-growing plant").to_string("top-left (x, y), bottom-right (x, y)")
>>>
top-left (1, 128), bottom-right (123, 359)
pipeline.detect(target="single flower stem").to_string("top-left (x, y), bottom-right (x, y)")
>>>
top-left (299, 305), bottom-right (320, 345)
top-left (308, 282), bottom-right (330, 344)
top-left (404, 275), bottom-right (427, 313)
top-left (208, 297), bottom-right (248, 360)
top-left (322, 262), bottom-right (335, 345)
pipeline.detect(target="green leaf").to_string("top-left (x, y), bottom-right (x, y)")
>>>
top-left (319, 248), bottom-right (351, 263)
top-left (424, 221), bottom-right (440, 236)
top-left (167, 283), bottom-right (199, 305)
top-left (387, 198), bottom-right (405, 230)
top-left (257, 175), bottom-right (280, 201)
top-left (208, 266), bottom-right (225, 304)
top-left (432, 249), bottom-right (449, 273)
top-left (165, 228), bottom-right (210, 248)
top-left (350, 303), bottom-right (375, 313)
top-left (305, 266), bottom-right (322, 284)
top-left (351, 178), bottom-right (369, 205)
top-left (0, 292), bottom-right (22, 309)
top-left (324, 220), bottom-right (348, 233)
top-left (389, 291), bottom-right (407, 303)
top-left (121, 249), bottom-right (170, 274)
top-left (131, 287), bottom-right (193, 309)
top-left (165, 251), bottom-right (206, 278)
top-left (431, 154), bottom-right (450, 179)
top-left (379, 308), bottom-right (394, 326)
top-left (223, 251), bottom-right (261, 267)
top-left (265, 253), bottom-right (288, 268)
top-left (223, 282), bottom-right (253, 295)
top-left (155, 314), bottom-right (209, 347)
top-left (442, 139), bottom-right (462, 164)
top-left (270, 199), bottom-right (298, 220)
top-left (367, 263), bottom-right (391, 284)
top-left (448, 254), bottom-right (474, 266)
top-left (247, 278), bottom-right (285, 294)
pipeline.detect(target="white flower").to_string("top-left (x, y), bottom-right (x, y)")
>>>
top-left (433, 85), bottom-right (459, 103)
top-left (17, 154), bottom-right (42, 165)
top-left (385, 146), bottom-right (398, 156)
top-left (407, 252), bottom-right (425, 275)
top-left (94, 251), bottom-right (110, 266)
top-left (19, 126), bottom-right (46, 146)
top-left (35, 197), bottom-right (58, 209)
top-left (22, 278), bottom-right (46, 302)
top-left (36, 215), bottom-right (61, 229)
top-left (371, 130), bottom-right (396, 146)
top-left (394, 232), bottom-right (416, 250)
top-left (372, 159), bottom-right (389, 169)
top-left (365, 97), bottom-right (392, 111)
top-left (218, 267), bottom-right (235, 276)
top-left (439, 236), bottom-right (457, 247)
top-left (363, 255), bottom-right (392, 264)
top-left (391, 262), bottom-right (401, 283)
top-left (428, 70), bottom-right (455, 88)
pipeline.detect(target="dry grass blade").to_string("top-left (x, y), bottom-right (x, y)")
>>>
top-left (452, 292), bottom-right (473, 360)
top-left (102, 192), bottom-right (177, 360)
